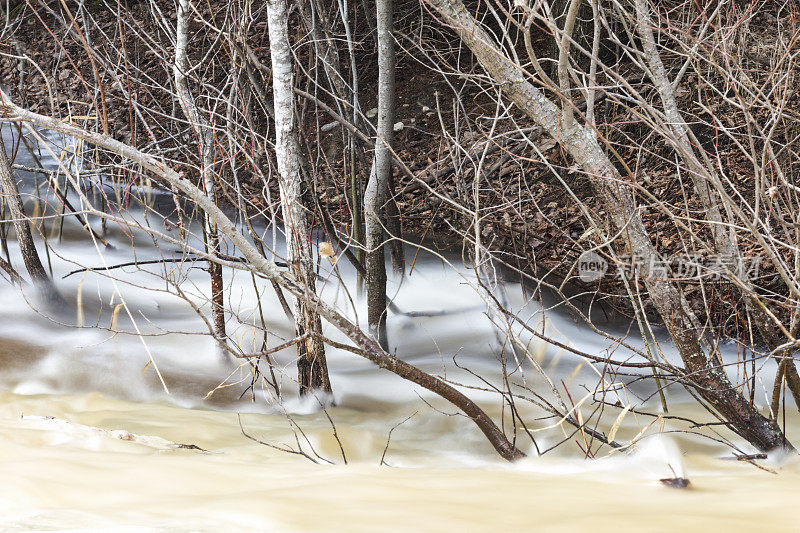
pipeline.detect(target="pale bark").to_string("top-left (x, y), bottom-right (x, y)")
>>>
top-left (424, 0), bottom-right (789, 450)
top-left (266, 0), bottom-right (333, 395)
top-left (549, 0), bottom-right (593, 80)
top-left (365, 0), bottom-right (395, 350)
top-left (174, 0), bottom-right (227, 350)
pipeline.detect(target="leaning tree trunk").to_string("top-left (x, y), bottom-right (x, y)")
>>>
top-left (0, 133), bottom-right (61, 303)
top-left (174, 0), bottom-right (227, 351)
top-left (631, 0), bottom-right (800, 411)
top-left (364, 0), bottom-right (395, 351)
top-left (266, 0), bottom-right (333, 396)
top-left (425, 0), bottom-right (790, 451)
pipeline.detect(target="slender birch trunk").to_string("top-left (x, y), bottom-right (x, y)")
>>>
top-left (174, 0), bottom-right (227, 351)
top-left (549, 0), bottom-right (592, 80)
top-left (364, 0), bottom-right (395, 350)
top-left (266, 0), bottom-right (333, 396)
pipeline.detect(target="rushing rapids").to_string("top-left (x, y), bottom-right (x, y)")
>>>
top-left (1, 128), bottom-right (799, 531)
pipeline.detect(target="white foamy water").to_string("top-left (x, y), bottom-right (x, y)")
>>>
top-left (0, 127), bottom-right (797, 531)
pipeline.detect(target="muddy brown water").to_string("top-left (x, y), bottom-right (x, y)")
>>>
top-left (1, 128), bottom-right (798, 531)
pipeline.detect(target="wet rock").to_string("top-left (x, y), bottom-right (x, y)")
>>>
top-left (659, 477), bottom-right (691, 489)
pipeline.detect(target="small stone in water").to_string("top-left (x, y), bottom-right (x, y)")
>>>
top-left (659, 477), bottom-right (691, 489)
top-left (393, 121), bottom-right (404, 132)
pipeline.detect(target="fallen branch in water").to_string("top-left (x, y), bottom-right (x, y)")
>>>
top-left (19, 415), bottom-right (207, 452)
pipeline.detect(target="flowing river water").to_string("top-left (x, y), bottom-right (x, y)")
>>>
top-left (1, 127), bottom-right (799, 531)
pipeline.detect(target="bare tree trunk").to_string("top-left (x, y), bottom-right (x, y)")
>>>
top-left (174, 0), bottom-right (227, 351)
top-left (365, 0), bottom-right (395, 350)
top-left (267, 0), bottom-right (333, 396)
top-left (386, 171), bottom-right (404, 275)
top-left (0, 133), bottom-right (60, 303)
top-left (549, 0), bottom-right (593, 80)
top-left (424, 0), bottom-right (790, 451)
top-left (632, 0), bottom-right (800, 410)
